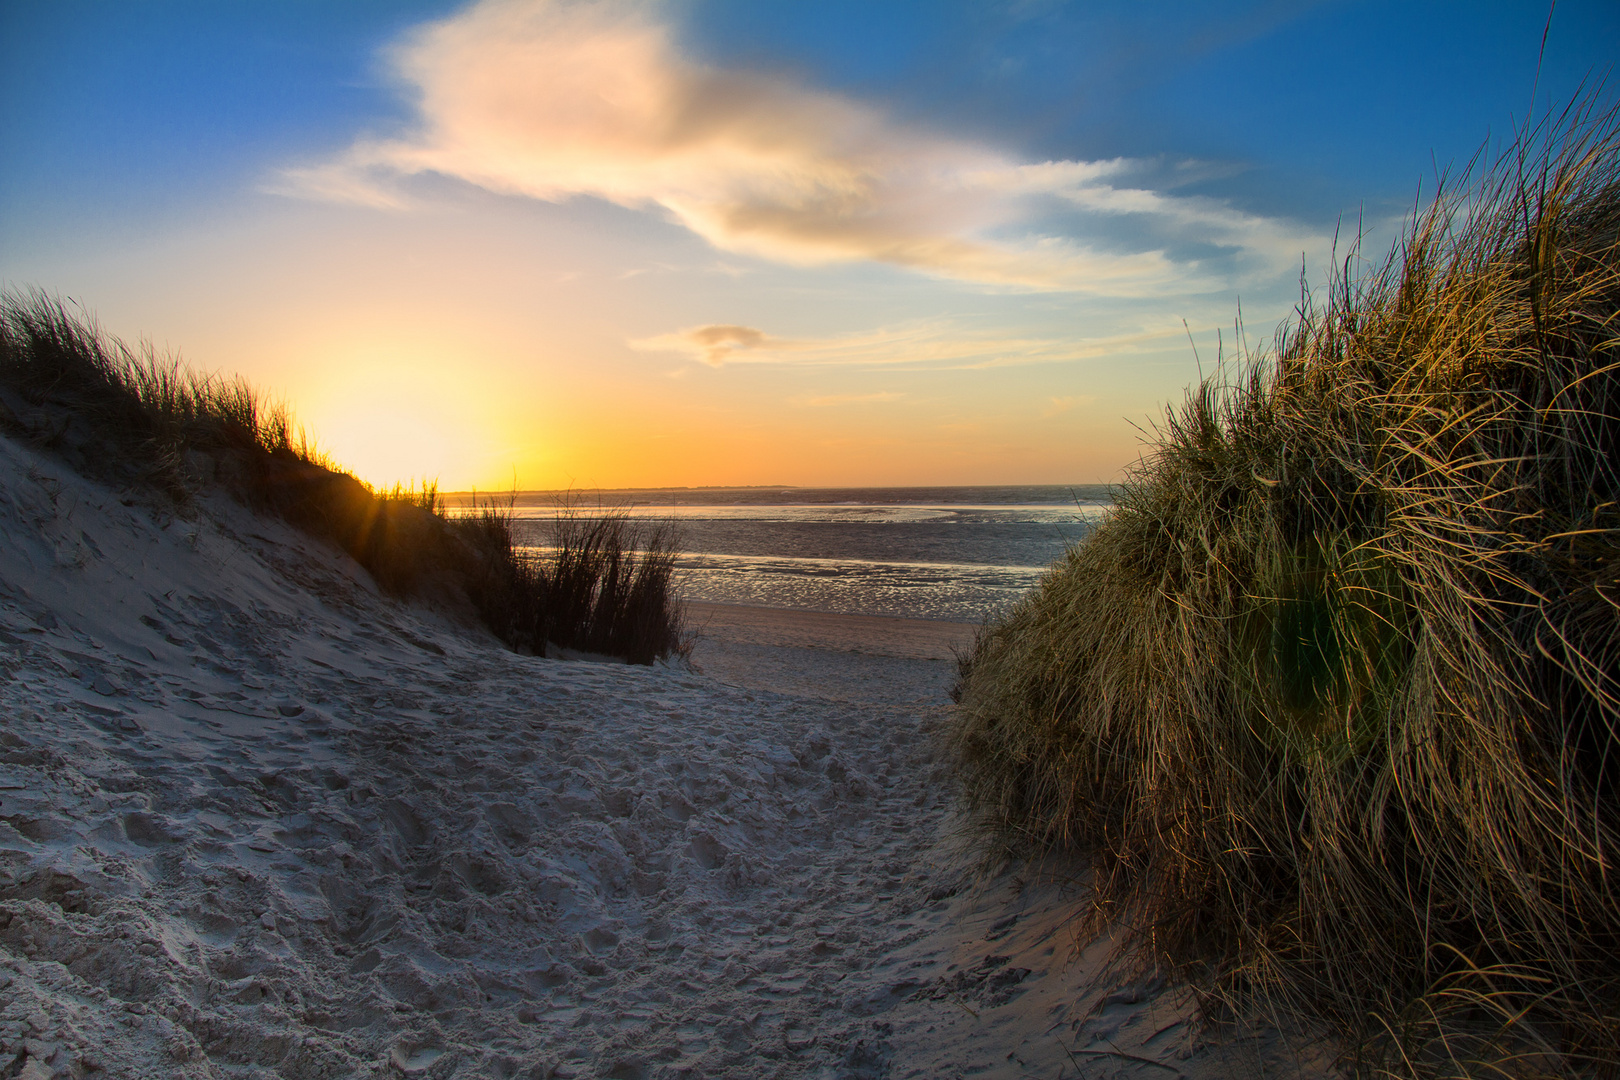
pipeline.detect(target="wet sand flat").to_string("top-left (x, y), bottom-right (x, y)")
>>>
top-left (686, 601), bottom-right (975, 707)
top-left (686, 601), bottom-right (976, 660)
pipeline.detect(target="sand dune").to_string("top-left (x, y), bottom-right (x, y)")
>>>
top-left (0, 430), bottom-right (1329, 1078)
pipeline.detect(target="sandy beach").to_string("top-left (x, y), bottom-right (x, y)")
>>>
top-left (685, 602), bottom-right (974, 709)
top-left (0, 430), bottom-right (1332, 1078)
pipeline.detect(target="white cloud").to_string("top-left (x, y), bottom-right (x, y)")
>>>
top-left (279, 0), bottom-right (1323, 293)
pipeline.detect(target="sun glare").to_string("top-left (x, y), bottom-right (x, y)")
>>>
top-left (291, 351), bottom-right (522, 491)
top-left (313, 399), bottom-right (458, 490)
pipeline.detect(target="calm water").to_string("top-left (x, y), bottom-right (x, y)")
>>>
top-left (491, 486), bottom-right (1112, 623)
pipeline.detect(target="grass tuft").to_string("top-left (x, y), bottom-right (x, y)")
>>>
top-left (950, 100), bottom-right (1620, 1075)
top-left (0, 290), bottom-right (688, 665)
top-left (450, 494), bottom-right (689, 666)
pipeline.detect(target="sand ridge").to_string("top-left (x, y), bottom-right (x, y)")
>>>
top-left (0, 430), bottom-right (1331, 1078)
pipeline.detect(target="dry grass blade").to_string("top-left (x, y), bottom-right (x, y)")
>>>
top-left (950, 101), bottom-right (1620, 1077)
top-left (0, 289), bottom-right (688, 665)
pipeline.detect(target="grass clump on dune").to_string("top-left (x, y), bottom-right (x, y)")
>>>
top-left (0, 292), bottom-right (687, 665)
top-left (454, 496), bottom-right (686, 666)
top-left (950, 105), bottom-right (1620, 1075)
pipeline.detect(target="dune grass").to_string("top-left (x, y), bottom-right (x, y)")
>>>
top-left (950, 103), bottom-right (1620, 1075)
top-left (451, 495), bottom-right (687, 666)
top-left (0, 291), bottom-right (688, 665)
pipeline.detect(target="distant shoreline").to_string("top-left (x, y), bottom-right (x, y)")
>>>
top-left (440, 483), bottom-right (1116, 506)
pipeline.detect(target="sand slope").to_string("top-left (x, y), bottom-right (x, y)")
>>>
top-left (0, 432), bottom-right (1331, 1079)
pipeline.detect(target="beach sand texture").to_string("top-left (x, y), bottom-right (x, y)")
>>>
top-left (0, 430), bottom-right (1331, 1078)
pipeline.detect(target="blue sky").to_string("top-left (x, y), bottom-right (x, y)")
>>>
top-left (2, 1), bottom-right (1615, 488)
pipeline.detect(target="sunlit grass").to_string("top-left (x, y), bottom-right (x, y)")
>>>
top-left (950, 100), bottom-right (1620, 1076)
top-left (0, 291), bottom-right (688, 665)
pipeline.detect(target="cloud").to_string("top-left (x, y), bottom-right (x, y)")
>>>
top-left (1040, 394), bottom-right (1095, 418)
top-left (279, 0), bottom-right (1323, 293)
top-left (630, 318), bottom-right (1185, 370)
top-left (803, 391), bottom-right (905, 407)
top-left (642, 323), bottom-right (773, 366)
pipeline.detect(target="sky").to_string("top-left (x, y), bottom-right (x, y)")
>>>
top-left (2, 0), bottom-right (1615, 490)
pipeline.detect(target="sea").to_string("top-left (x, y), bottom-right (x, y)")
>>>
top-left (496, 486), bottom-right (1113, 624)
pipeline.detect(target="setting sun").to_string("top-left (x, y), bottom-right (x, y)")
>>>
top-left (3, 2), bottom-right (1617, 1075)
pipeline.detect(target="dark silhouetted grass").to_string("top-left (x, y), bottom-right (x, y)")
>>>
top-left (0, 291), bottom-right (688, 665)
top-left (450, 494), bottom-right (688, 666)
top-left (950, 102), bottom-right (1620, 1076)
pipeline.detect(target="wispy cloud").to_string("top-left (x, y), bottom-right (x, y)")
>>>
top-left (654, 323), bottom-right (771, 366)
top-left (278, 0), bottom-right (1323, 293)
top-left (803, 391), bottom-right (905, 407)
top-left (629, 318), bottom-right (1185, 370)
top-left (1040, 394), bottom-right (1096, 418)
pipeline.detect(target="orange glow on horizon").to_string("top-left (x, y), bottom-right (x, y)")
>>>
top-left (283, 337), bottom-right (534, 493)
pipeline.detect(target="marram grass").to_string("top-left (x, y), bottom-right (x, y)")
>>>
top-left (951, 104), bottom-right (1620, 1076)
top-left (0, 291), bottom-right (688, 665)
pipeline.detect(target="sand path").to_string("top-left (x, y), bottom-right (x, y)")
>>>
top-left (0, 432), bottom-right (1329, 1079)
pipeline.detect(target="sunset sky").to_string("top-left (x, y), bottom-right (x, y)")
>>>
top-left (2, 0), bottom-right (1615, 490)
